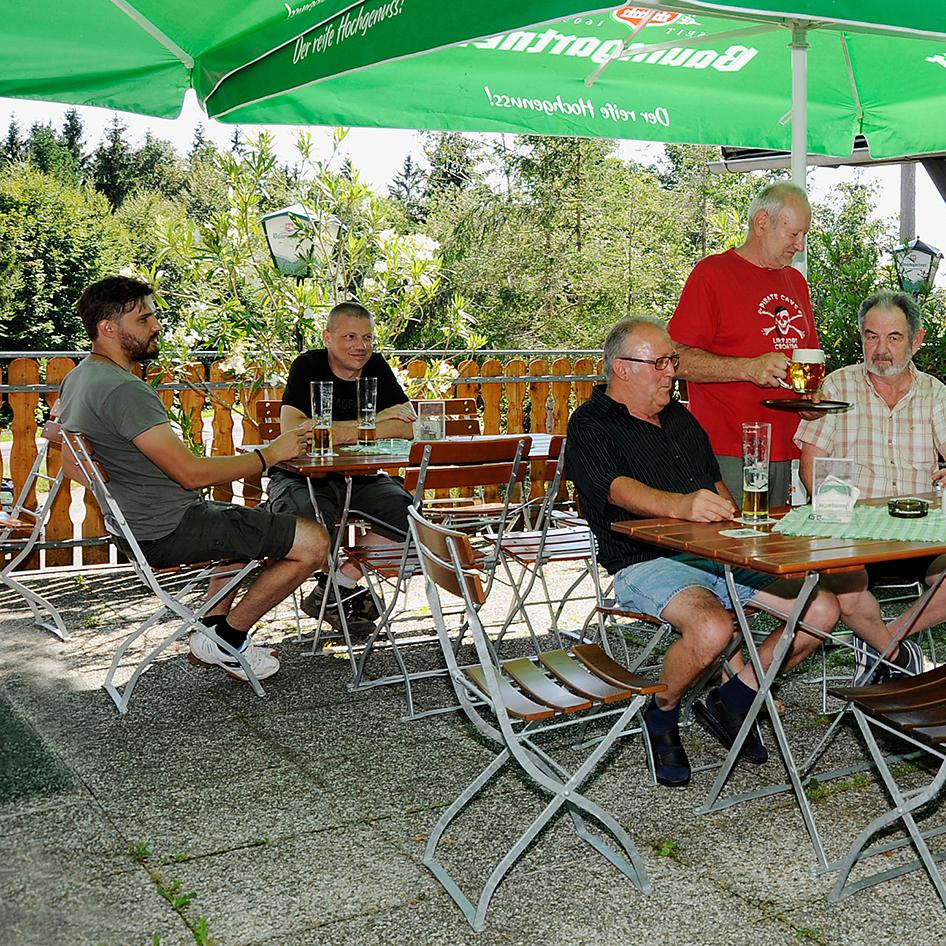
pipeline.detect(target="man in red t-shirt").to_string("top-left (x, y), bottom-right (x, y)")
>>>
top-left (668, 182), bottom-right (815, 506)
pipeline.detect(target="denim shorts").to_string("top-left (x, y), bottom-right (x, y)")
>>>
top-left (613, 553), bottom-right (776, 619)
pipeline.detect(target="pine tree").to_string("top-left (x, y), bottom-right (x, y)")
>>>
top-left (229, 126), bottom-right (244, 155)
top-left (3, 119), bottom-right (24, 164)
top-left (59, 108), bottom-right (85, 165)
top-left (133, 133), bottom-right (186, 198)
top-left (26, 122), bottom-right (81, 183)
top-left (422, 131), bottom-right (478, 200)
top-left (388, 154), bottom-right (427, 222)
top-left (89, 115), bottom-right (135, 207)
top-left (190, 123), bottom-right (208, 155)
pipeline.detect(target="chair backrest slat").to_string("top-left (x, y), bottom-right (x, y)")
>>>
top-left (408, 507), bottom-right (486, 605)
top-left (403, 437), bottom-right (531, 495)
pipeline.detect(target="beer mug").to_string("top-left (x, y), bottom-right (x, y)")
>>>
top-left (786, 348), bottom-right (825, 396)
top-left (741, 422), bottom-right (771, 522)
top-left (357, 376), bottom-right (378, 446)
top-left (309, 381), bottom-right (334, 457)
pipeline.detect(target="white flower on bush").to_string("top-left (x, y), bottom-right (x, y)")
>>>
top-left (377, 228), bottom-right (396, 245)
top-left (220, 342), bottom-right (248, 376)
top-left (373, 260), bottom-right (389, 274)
top-left (362, 277), bottom-right (378, 292)
top-left (405, 233), bottom-right (440, 261)
top-left (220, 351), bottom-right (247, 375)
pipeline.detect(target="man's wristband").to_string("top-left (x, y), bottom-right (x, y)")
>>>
top-left (254, 448), bottom-right (268, 472)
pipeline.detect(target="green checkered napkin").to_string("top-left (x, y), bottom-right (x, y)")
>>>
top-left (775, 504), bottom-right (946, 542)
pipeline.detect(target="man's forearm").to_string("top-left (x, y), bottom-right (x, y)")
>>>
top-left (675, 344), bottom-right (751, 383)
top-left (609, 476), bottom-right (685, 519)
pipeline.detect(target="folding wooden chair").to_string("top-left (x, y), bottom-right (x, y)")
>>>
top-left (336, 437), bottom-right (532, 718)
top-left (410, 397), bottom-right (480, 435)
top-left (61, 429), bottom-right (265, 714)
top-left (0, 414), bottom-right (70, 639)
top-left (827, 665), bottom-right (946, 911)
top-left (488, 437), bottom-right (610, 646)
top-left (408, 506), bottom-right (664, 931)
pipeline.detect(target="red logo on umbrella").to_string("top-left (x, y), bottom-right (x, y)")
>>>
top-left (614, 6), bottom-right (680, 27)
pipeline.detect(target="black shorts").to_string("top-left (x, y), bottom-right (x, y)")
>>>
top-left (864, 555), bottom-right (940, 588)
top-left (267, 470), bottom-right (411, 541)
top-left (138, 501), bottom-right (297, 568)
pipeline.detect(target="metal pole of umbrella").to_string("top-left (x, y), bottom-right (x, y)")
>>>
top-left (791, 22), bottom-right (808, 278)
top-left (790, 21), bottom-right (810, 277)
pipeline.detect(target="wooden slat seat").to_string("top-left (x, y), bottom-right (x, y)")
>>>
top-left (571, 643), bottom-right (665, 694)
top-left (498, 526), bottom-right (595, 564)
top-left (501, 656), bottom-right (593, 713)
top-left (539, 648), bottom-right (632, 703)
top-left (882, 705), bottom-right (946, 728)
top-left (827, 660), bottom-right (946, 909)
top-left (829, 661), bottom-right (946, 703)
top-left (464, 666), bottom-right (555, 721)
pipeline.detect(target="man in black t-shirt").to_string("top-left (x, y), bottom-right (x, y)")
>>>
top-left (268, 301), bottom-right (416, 634)
top-left (566, 317), bottom-right (841, 788)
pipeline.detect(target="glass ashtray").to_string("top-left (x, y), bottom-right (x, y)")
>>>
top-left (887, 497), bottom-right (929, 519)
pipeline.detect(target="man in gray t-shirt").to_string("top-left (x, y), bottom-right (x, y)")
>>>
top-left (59, 276), bottom-right (329, 684)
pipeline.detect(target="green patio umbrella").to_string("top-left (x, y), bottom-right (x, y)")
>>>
top-left (4, 2), bottom-right (946, 165)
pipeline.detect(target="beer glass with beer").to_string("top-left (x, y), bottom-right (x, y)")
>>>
top-left (741, 422), bottom-right (771, 522)
top-left (357, 376), bottom-right (378, 446)
top-left (309, 381), bottom-right (334, 456)
top-left (787, 348), bottom-right (825, 396)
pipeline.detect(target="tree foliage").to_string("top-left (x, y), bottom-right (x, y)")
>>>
top-left (0, 114), bottom-right (931, 382)
top-left (0, 165), bottom-right (127, 348)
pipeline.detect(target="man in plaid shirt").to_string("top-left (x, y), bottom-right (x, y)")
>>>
top-left (796, 288), bottom-right (942, 684)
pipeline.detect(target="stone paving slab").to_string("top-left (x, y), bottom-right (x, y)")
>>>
top-left (2, 568), bottom-right (946, 945)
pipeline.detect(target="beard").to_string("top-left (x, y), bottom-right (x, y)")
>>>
top-left (867, 351), bottom-right (911, 378)
top-left (118, 328), bottom-right (159, 363)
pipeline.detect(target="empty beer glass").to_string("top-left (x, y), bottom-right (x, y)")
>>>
top-left (742, 422), bottom-right (771, 522)
top-left (788, 348), bottom-right (826, 396)
top-left (309, 381), bottom-right (334, 456)
top-left (357, 376), bottom-right (377, 446)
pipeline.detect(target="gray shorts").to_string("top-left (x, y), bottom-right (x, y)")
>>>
top-left (267, 470), bottom-right (411, 541)
top-left (137, 501), bottom-right (297, 568)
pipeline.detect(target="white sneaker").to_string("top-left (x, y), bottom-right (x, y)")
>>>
top-left (188, 632), bottom-right (280, 681)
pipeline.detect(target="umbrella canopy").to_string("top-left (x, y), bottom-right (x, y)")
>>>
top-left (3, 3), bottom-right (946, 159)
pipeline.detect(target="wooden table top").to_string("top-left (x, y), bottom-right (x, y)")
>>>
top-left (612, 502), bottom-right (946, 578)
top-left (258, 432), bottom-right (556, 478)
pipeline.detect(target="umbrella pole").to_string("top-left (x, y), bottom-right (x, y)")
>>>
top-left (790, 21), bottom-right (810, 276)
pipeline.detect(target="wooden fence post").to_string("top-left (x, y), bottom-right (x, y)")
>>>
top-left (210, 361), bottom-right (236, 502)
top-left (44, 357), bottom-right (76, 567)
top-left (505, 358), bottom-right (527, 434)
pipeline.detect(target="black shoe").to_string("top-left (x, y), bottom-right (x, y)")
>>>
top-left (644, 701), bottom-right (691, 787)
top-left (350, 586), bottom-right (380, 622)
top-left (693, 687), bottom-right (768, 765)
top-left (301, 578), bottom-right (375, 637)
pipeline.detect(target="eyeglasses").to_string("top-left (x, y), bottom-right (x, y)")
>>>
top-left (617, 353), bottom-right (680, 371)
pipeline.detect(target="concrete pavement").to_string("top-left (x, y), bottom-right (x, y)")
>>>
top-left (1, 565), bottom-right (944, 946)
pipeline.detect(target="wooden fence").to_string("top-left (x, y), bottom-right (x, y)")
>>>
top-left (2, 354), bottom-right (603, 572)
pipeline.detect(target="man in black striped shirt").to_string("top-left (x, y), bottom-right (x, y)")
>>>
top-left (566, 317), bottom-right (839, 787)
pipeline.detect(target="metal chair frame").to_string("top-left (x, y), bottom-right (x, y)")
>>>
top-left (408, 506), bottom-right (664, 931)
top-left (61, 429), bottom-right (265, 714)
top-left (827, 665), bottom-right (946, 911)
top-left (0, 416), bottom-right (71, 639)
top-left (310, 437), bottom-right (532, 719)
